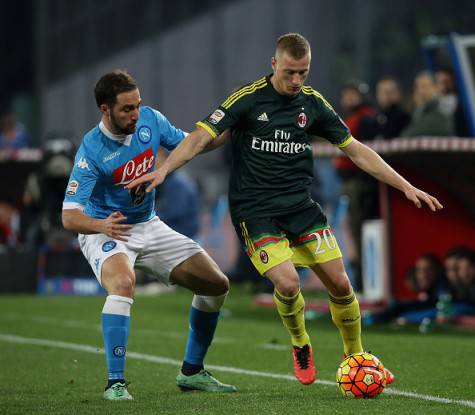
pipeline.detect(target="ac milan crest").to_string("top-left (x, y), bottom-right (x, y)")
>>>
top-left (260, 250), bottom-right (269, 264)
top-left (297, 112), bottom-right (307, 128)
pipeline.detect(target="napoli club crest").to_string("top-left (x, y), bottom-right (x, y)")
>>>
top-left (113, 346), bottom-right (126, 357)
top-left (138, 126), bottom-right (152, 143)
top-left (102, 241), bottom-right (117, 252)
top-left (297, 112), bottom-right (307, 128)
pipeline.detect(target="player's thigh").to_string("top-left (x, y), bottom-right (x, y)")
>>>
top-left (101, 253), bottom-right (136, 296)
top-left (310, 257), bottom-right (352, 297)
top-left (78, 233), bottom-right (138, 294)
top-left (170, 251), bottom-right (229, 296)
top-left (234, 218), bottom-right (294, 277)
top-left (284, 204), bottom-right (343, 269)
top-left (134, 217), bottom-right (205, 285)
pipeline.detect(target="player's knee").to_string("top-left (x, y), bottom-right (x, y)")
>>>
top-left (108, 273), bottom-right (135, 297)
top-left (274, 272), bottom-right (300, 297)
top-left (332, 274), bottom-right (352, 297)
top-left (209, 271), bottom-right (230, 296)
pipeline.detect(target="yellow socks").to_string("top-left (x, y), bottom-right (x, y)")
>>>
top-left (273, 289), bottom-right (310, 347)
top-left (329, 291), bottom-right (363, 356)
top-left (273, 287), bottom-right (362, 354)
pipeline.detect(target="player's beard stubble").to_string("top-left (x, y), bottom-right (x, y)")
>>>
top-left (109, 112), bottom-right (137, 135)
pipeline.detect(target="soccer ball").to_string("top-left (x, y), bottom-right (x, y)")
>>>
top-left (336, 352), bottom-right (387, 398)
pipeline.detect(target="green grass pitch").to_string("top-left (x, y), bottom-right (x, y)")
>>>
top-left (1, 287), bottom-right (474, 414)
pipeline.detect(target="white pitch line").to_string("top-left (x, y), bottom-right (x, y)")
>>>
top-left (0, 333), bottom-right (474, 409)
top-left (257, 343), bottom-right (289, 351)
top-left (2, 313), bottom-right (288, 350)
top-left (1, 314), bottom-right (286, 348)
top-left (0, 313), bottom-right (236, 344)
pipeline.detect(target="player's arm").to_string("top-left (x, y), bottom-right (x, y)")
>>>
top-left (155, 147), bottom-right (169, 167)
top-left (156, 129), bottom-right (229, 166)
top-left (340, 138), bottom-right (443, 211)
top-left (202, 129), bottom-right (231, 152)
top-left (62, 145), bottom-right (132, 240)
top-left (139, 90), bottom-right (244, 192)
top-left (62, 209), bottom-right (132, 241)
top-left (126, 126), bottom-right (214, 193)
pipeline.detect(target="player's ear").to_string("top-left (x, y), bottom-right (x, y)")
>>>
top-left (271, 56), bottom-right (277, 72)
top-left (99, 103), bottom-right (109, 115)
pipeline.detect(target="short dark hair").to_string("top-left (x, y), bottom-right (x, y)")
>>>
top-left (445, 246), bottom-right (472, 260)
top-left (377, 76), bottom-right (403, 90)
top-left (437, 67), bottom-right (455, 78)
top-left (276, 33), bottom-right (311, 60)
top-left (94, 69), bottom-right (138, 108)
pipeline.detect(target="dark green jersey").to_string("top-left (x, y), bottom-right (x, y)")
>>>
top-left (197, 75), bottom-right (352, 221)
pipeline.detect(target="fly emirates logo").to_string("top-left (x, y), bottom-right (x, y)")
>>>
top-left (113, 148), bottom-right (155, 185)
top-left (251, 130), bottom-right (311, 154)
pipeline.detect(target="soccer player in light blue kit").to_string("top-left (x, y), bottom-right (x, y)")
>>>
top-left (62, 70), bottom-right (235, 400)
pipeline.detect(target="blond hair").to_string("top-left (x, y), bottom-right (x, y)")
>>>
top-left (276, 33), bottom-right (311, 59)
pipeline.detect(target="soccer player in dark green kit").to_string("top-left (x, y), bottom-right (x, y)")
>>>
top-left (127, 33), bottom-right (442, 386)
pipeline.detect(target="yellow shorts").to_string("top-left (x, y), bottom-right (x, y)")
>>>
top-left (234, 204), bottom-right (342, 275)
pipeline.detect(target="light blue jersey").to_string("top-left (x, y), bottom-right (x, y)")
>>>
top-left (63, 106), bottom-right (185, 224)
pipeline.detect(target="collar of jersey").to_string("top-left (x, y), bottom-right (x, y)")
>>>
top-left (266, 74), bottom-right (302, 102)
top-left (99, 121), bottom-right (133, 146)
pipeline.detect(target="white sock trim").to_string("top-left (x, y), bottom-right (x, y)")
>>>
top-left (192, 292), bottom-right (228, 312)
top-left (102, 295), bottom-right (134, 316)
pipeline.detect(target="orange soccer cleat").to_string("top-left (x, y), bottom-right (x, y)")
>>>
top-left (292, 344), bottom-right (317, 385)
top-left (383, 366), bottom-right (395, 385)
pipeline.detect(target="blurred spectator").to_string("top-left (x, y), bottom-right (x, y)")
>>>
top-left (406, 254), bottom-right (446, 302)
top-left (339, 81), bottom-right (376, 139)
top-left (435, 68), bottom-right (457, 118)
top-left (443, 246), bottom-right (471, 290)
top-left (446, 249), bottom-right (475, 314)
top-left (435, 68), bottom-right (470, 137)
top-left (366, 249), bottom-right (475, 328)
top-left (0, 111), bottom-right (30, 150)
top-left (156, 170), bottom-right (201, 240)
top-left (372, 77), bottom-right (410, 139)
top-left (333, 81), bottom-right (378, 290)
top-left (0, 202), bottom-right (20, 246)
top-left (401, 71), bottom-right (452, 137)
top-left (22, 137), bottom-right (74, 246)
top-left (364, 254), bottom-right (446, 325)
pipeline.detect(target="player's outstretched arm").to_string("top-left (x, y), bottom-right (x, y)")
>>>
top-left (62, 209), bottom-right (132, 241)
top-left (201, 129), bottom-right (231, 153)
top-left (126, 127), bottom-right (213, 193)
top-left (340, 138), bottom-right (443, 212)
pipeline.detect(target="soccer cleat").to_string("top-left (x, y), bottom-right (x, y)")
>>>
top-left (292, 344), bottom-right (316, 385)
top-left (384, 367), bottom-right (395, 384)
top-left (176, 369), bottom-right (236, 392)
top-left (103, 381), bottom-right (133, 401)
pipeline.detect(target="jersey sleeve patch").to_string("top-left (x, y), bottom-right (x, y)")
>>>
top-left (196, 120), bottom-right (219, 138)
top-left (66, 180), bottom-right (79, 195)
top-left (336, 135), bottom-right (354, 148)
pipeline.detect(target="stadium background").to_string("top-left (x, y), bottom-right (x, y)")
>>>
top-left (1, 2), bottom-right (475, 413)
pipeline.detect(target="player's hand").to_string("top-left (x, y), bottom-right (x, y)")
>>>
top-left (404, 186), bottom-right (443, 212)
top-left (125, 167), bottom-right (167, 193)
top-left (101, 211), bottom-right (132, 242)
